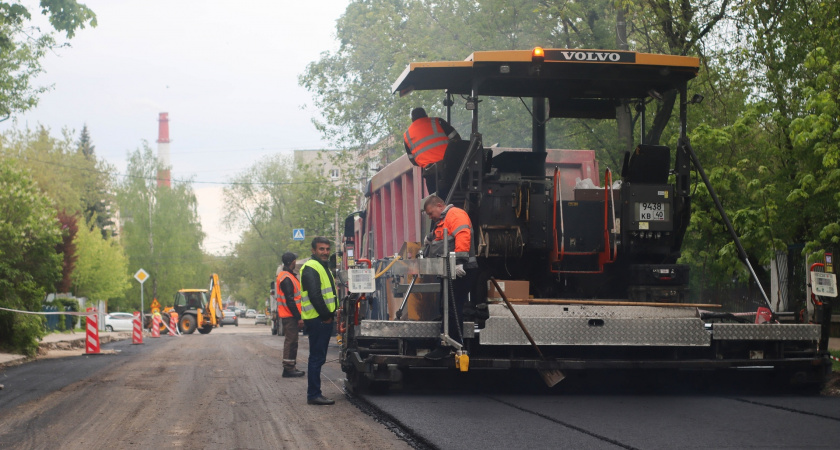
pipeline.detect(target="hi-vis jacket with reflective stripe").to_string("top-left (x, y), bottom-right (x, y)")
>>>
top-left (428, 205), bottom-right (478, 268)
top-left (403, 117), bottom-right (456, 168)
top-left (275, 271), bottom-right (302, 319)
top-left (299, 259), bottom-right (337, 320)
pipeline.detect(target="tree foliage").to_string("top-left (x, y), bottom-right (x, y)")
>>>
top-left (116, 143), bottom-right (208, 311)
top-left (71, 218), bottom-right (130, 304)
top-left (54, 209), bottom-right (77, 292)
top-left (0, 1), bottom-right (96, 118)
top-left (301, 0), bottom-right (734, 161)
top-left (221, 152), bottom-right (357, 306)
top-left (0, 126), bottom-right (116, 225)
top-left (0, 159), bottom-right (62, 356)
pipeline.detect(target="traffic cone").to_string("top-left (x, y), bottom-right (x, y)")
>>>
top-left (85, 308), bottom-right (101, 354)
top-left (132, 311), bottom-right (144, 345)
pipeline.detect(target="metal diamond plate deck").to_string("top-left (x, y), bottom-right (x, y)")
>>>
top-left (358, 320), bottom-right (474, 339)
top-left (487, 303), bottom-right (698, 319)
top-left (480, 317), bottom-right (710, 346)
top-left (711, 324), bottom-right (821, 341)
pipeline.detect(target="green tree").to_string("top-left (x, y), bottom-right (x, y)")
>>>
top-left (54, 209), bottom-right (78, 292)
top-left (0, 1), bottom-right (96, 118)
top-left (301, 0), bottom-right (735, 165)
top-left (71, 218), bottom-right (130, 308)
top-left (116, 143), bottom-right (208, 311)
top-left (0, 159), bottom-right (62, 356)
top-left (676, 0), bottom-right (840, 303)
top-left (75, 125), bottom-right (116, 237)
top-left (0, 126), bottom-right (116, 227)
top-left (301, 0), bottom-right (574, 157)
top-left (221, 152), bottom-right (356, 305)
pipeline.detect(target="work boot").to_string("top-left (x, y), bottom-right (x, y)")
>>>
top-left (307, 396), bottom-right (335, 405)
top-left (424, 347), bottom-right (452, 361)
top-left (282, 368), bottom-right (305, 378)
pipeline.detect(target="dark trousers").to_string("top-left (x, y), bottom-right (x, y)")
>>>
top-left (281, 317), bottom-right (300, 369)
top-left (305, 318), bottom-right (333, 400)
top-left (441, 269), bottom-right (476, 345)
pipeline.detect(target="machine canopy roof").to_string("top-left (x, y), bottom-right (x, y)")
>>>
top-left (392, 49), bottom-right (699, 102)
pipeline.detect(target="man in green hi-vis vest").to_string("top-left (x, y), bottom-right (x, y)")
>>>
top-left (300, 236), bottom-right (338, 405)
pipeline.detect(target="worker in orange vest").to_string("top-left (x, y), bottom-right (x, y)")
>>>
top-left (422, 195), bottom-right (478, 361)
top-left (277, 252), bottom-right (305, 378)
top-left (404, 107), bottom-right (461, 169)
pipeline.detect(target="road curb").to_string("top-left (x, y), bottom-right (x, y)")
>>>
top-left (0, 332), bottom-right (132, 369)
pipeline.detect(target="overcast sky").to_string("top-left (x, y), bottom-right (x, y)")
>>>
top-left (1, 0), bottom-right (351, 254)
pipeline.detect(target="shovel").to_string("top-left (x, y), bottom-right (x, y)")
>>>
top-left (490, 278), bottom-right (565, 387)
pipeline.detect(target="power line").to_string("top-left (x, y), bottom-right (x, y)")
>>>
top-left (13, 155), bottom-right (323, 187)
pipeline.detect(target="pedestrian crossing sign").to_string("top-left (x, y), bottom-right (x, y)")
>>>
top-left (293, 228), bottom-right (305, 241)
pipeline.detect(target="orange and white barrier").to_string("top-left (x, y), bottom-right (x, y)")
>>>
top-left (168, 314), bottom-right (181, 336)
top-left (85, 308), bottom-right (100, 354)
top-left (132, 311), bottom-right (144, 344)
top-left (160, 318), bottom-right (181, 337)
top-left (151, 314), bottom-right (161, 338)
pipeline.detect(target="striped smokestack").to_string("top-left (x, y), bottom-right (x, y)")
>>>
top-left (156, 112), bottom-right (171, 188)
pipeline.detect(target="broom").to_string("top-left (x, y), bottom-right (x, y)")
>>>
top-left (490, 278), bottom-right (565, 387)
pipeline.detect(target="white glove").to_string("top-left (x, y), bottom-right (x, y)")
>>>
top-left (455, 264), bottom-right (466, 277)
top-left (424, 234), bottom-right (434, 246)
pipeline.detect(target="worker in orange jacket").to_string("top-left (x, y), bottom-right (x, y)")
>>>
top-left (404, 107), bottom-right (461, 168)
top-left (277, 252), bottom-right (305, 378)
top-left (422, 195), bottom-right (477, 360)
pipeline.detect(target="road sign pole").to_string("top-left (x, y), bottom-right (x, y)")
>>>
top-left (134, 268), bottom-right (149, 318)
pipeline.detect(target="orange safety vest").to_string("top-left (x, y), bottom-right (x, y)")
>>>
top-left (404, 117), bottom-right (450, 168)
top-left (429, 205), bottom-right (478, 268)
top-left (275, 271), bottom-right (302, 318)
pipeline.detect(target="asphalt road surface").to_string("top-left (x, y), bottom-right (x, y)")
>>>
top-left (3, 320), bottom-right (839, 449)
top-left (359, 368), bottom-right (840, 449)
top-left (0, 320), bottom-right (409, 450)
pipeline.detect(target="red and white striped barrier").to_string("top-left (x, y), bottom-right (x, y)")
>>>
top-left (85, 309), bottom-right (100, 354)
top-left (151, 314), bottom-right (161, 338)
top-left (168, 314), bottom-right (180, 336)
top-left (830, 354), bottom-right (840, 363)
top-left (160, 316), bottom-right (181, 337)
top-left (132, 311), bottom-right (144, 345)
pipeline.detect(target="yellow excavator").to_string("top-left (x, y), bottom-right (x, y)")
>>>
top-left (159, 274), bottom-right (225, 334)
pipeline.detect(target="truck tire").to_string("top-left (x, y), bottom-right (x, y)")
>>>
top-left (180, 315), bottom-right (197, 334)
top-left (198, 325), bottom-right (213, 334)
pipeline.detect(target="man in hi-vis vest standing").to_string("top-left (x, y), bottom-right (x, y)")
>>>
top-left (300, 236), bottom-right (338, 405)
top-left (277, 251), bottom-right (304, 378)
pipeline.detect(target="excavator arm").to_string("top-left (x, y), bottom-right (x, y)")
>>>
top-left (206, 274), bottom-right (224, 326)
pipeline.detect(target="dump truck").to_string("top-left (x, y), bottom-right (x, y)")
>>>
top-left (336, 48), bottom-right (834, 392)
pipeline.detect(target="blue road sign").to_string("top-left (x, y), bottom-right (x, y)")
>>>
top-left (293, 228), bottom-right (305, 241)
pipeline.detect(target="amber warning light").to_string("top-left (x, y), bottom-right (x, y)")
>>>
top-left (532, 47), bottom-right (545, 63)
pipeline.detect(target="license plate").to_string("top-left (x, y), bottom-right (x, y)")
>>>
top-left (638, 202), bottom-right (666, 221)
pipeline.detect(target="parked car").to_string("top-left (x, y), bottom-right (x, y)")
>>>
top-left (238, 308), bottom-right (246, 317)
top-left (220, 310), bottom-right (238, 327)
top-left (104, 312), bottom-right (136, 332)
top-left (254, 313), bottom-right (268, 325)
top-left (245, 309), bottom-right (257, 318)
